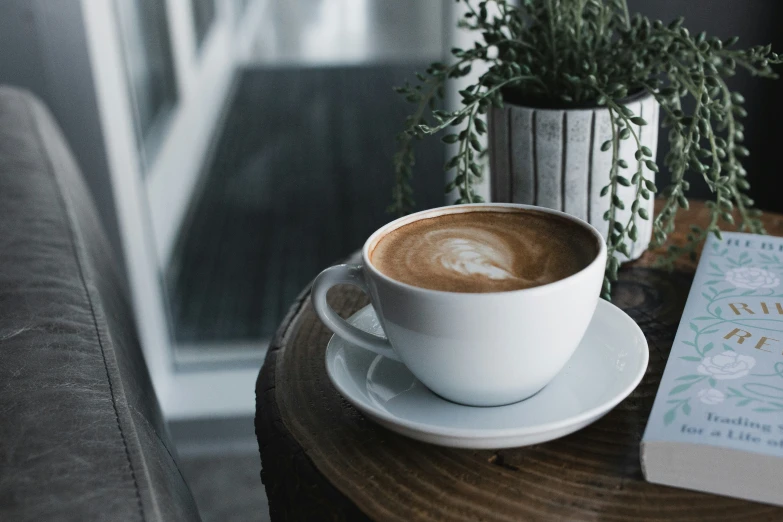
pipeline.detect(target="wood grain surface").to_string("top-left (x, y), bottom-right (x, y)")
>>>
top-left (255, 201), bottom-right (783, 521)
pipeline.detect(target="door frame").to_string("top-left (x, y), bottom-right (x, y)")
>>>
top-left (81, 0), bottom-right (266, 420)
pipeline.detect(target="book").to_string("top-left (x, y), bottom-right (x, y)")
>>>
top-left (641, 232), bottom-right (783, 506)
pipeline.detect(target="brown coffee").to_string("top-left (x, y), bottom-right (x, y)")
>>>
top-left (370, 209), bottom-right (598, 293)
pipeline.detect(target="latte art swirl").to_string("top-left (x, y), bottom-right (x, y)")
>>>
top-left (371, 210), bottom-right (597, 293)
top-left (422, 231), bottom-right (517, 281)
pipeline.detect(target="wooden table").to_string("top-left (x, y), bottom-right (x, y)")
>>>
top-left (255, 201), bottom-right (783, 521)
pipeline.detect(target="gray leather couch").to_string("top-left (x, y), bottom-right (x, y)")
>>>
top-left (0, 87), bottom-right (201, 521)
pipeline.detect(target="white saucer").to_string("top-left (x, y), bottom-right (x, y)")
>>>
top-left (325, 300), bottom-right (648, 449)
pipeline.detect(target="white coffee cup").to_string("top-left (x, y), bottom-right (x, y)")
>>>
top-left (313, 203), bottom-right (607, 407)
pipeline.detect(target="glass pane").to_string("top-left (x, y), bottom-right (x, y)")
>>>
top-left (114, 0), bottom-right (178, 168)
top-left (233, 0), bottom-right (251, 26)
top-left (166, 66), bottom-right (445, 343)
top-left (250, 0), bottom-right (445, 64)
top-left (162, 0), bottom-right (448, 356)
top-left (191, 0), bottom-right (216, 50)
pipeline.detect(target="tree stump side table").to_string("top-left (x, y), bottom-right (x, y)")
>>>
top-left (255, 202), bottom-right (783, 521)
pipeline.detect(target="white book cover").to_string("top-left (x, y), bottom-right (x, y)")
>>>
top-left (641, 232), bottom-right (783, 505)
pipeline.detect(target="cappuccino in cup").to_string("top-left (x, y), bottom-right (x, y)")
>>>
top-left (313, 204), bottom-right (606, 406)
top-left (370, 210), bottom-right (598, 293)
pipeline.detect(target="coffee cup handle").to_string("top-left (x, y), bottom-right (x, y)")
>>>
top-left (312, 264), bottom-right (401, 362)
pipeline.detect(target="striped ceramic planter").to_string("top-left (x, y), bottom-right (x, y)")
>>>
top-left (489, 93), bottom-right (660, 261)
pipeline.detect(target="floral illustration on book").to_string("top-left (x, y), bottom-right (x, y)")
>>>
top-left (664, 240), bottom-right (783, 426)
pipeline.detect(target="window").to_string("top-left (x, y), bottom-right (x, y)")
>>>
top-left (191, 0), bottom-right (216, 51)
top-left (114, 0), bottom-right (178, 170)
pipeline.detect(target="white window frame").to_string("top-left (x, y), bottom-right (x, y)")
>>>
top-left (81, 0), bottom-right (267, 421)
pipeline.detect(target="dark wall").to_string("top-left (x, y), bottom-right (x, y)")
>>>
top-left (628, 0), bottom-right (783, 212)
top-left (0, 0), bottom-right (126, 268)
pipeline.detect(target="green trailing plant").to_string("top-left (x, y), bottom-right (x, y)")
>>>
top-left (391, 0), bottom-right (781, 300)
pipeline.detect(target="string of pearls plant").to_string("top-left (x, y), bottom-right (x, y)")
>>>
top-left (391, 0), bottom-right (781, 300)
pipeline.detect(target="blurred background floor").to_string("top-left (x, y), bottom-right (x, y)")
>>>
top-left (172, 416), bottom-right (269, 522)
top-left (179, 452), bottom-right (269, 522)
top-left (165, 64), bottom-right (444, 345)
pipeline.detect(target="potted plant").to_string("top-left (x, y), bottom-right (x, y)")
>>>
top-left (391, 0), bottom-right (781, 300)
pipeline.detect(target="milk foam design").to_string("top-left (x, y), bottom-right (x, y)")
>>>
top-left (371, 209), bottom-right (598, 293)
top-left (422, 229), bottom-right (517, 281)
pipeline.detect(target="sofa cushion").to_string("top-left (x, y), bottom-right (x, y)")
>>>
top-left (0, 86), bottom-right (200, 521)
